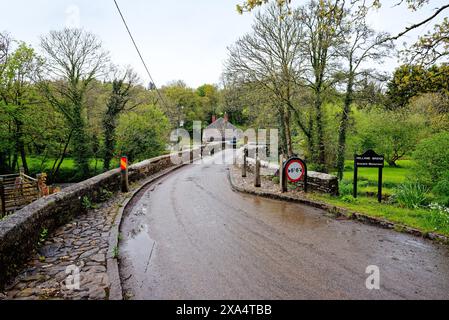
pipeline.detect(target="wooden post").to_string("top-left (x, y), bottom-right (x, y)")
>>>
top-left (255, 157), bottom-right (261, 188)
top-left (242, 136), bottom-right (248, 178)
top-left (280, 154), bottom-right (287, 193)
top-left (37, 174), bottom-right (42, 197)
top-left (0, 178), bottom-right (5, 217)
top-left (233, 137), bottom-right (237, 165)
top-left (120, 156), bottom-right (129, 193)
top-left (19, 166), bottom-right (24, 198)
top-left (242, 146), bottom-right (247, 178)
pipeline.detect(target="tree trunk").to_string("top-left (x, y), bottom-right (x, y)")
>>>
top-left (337, 73), bottom-right (354, 181)
top-left (388, 160), bottom-right (398, 167)
top-left (11, 153), bottom-right (18, 172)
top-left (283, 106), bottom-right (294, 157)
top-left (51, 130), bottom-right (73, 181)
top-left (278, 107), bottom-right (288, 156)
top-left (15, 119), bottom-right (29, 174)
top-left (307, 115), bottom-right (315, 160)
top-left (103, 113), bottom-right (117, 171)
top-left (72, 103), bottom-right (90, 179)
top-left (0, 152), bottom-right (7, 174)
top-left (315, 92), bottom-right (327, 173)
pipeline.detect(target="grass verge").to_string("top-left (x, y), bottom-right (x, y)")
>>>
top-left (310, 193), bottom-right (449, 237)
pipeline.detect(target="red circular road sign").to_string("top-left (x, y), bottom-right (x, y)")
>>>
top-left (285, 159), bottom-right (306, 183)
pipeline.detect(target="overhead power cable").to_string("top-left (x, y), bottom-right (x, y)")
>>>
top-left (113, 0), bottom-right (170, 109)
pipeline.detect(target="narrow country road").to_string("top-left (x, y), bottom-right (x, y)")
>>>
top-left (119, 151), bottom-right (449, 300)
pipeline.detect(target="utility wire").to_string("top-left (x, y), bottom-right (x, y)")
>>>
top-left (113, 0), bottom-right (170, 109)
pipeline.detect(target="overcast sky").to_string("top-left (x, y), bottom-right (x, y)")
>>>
top-left (1, 0), bottom-right (447, 88)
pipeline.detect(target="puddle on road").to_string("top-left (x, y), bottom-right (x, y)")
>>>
top-left (237, 192), bottom-right (330, 230)
top-left (404, 238), bottom-right (434, 250)
top-left (121, 222), bottom-right (156, 276)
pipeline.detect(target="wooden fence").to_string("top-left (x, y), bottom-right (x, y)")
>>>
top-left (0, 169), bottom-right (44, 218)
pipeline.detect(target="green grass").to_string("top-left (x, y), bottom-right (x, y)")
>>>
top-left (18, 157), bottom-right (119, 183)
top-left (22, 157), bottom-right (114, 171)
top-left (310, 194), bottom-right (449, 237)
top-left (337, 160), bottom-right (415, 196)
top-left (314, 159), bottom-right (449, 238)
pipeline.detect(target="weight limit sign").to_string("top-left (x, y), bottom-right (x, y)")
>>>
top-left (284, 158), bottom-right (306, 183)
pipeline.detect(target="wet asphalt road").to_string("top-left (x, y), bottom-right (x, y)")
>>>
top-left (119, 151), bottom-right (449, 300)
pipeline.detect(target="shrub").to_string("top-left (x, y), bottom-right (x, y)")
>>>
top-left (116, 106), bottom-right (170, 163)
top-left (340, 195), bottom-right (358, 204)
top-left (427, 204), bottom-right (449, 231)
top-left (99, 189), bottom-right (114, 202)
top-left (81, 196), bottom-right (97, 210)
top-left (432, 171), bottom-right (449, 207)
top-left (358, 180), bottom-right (369, 188)
top-left (394, 182), bottom-right (429, 209)
top-left (413, 131), bottom-right (449, 185)
top-left (272, 176), bottom-right (280, 184)
top-left (339, 181), bottom-right (353, 197)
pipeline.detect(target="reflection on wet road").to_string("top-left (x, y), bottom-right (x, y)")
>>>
top-left (119, 151), bottom-right (449, 300)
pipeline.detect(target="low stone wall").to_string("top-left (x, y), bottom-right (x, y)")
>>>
top-left (242, 156), bottom-right (339, 196)
top-left (0, 149), bottom-right (199, 289)
top-left (301, 171), bottom-right (339, 196)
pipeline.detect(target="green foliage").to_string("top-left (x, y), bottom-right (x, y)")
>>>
top-left (339, 181), bottom-right (353, 197)
top-left (340, 195), bottom-right (359, 204)
top-left (312, 193), bottom-right (449, 237)
top-left (387, 65), bottom-right (449, 109)
top-left (0, 40), bottom-right (45, 173)
top-left (413, 131), bottom-right (449, 186)
top-left (102, 71), bottom-right (140, 171)
top-left (408, 93), bottom-right (449, 133)
top-left (427, 204), bottom-right (449, 232)
top-left (272, 176), bottom-right (280, 184)
top-left (432, 171), bottom-right (449, 206)
top-left (161, 81), bottom-right (220, 134)
top-left (394, 182), bottom-right (429, 209)
top-left (112, 246), bottom-right (119, 259)
top-left (40, 29), bottom-right (109, 179)
top-left (99, 189), bottom-right (113, 202)
top-left (116, 105), bottom-right (170, 163)
top-left (38, 228), bottom-right (48, 247)
top-left (351, 108), bottom-right (425, 166)
top-left (81, 196), bottom-right (97, 210)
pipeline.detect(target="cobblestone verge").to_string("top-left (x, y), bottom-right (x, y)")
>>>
top-left (1, 194), bottom-right (126, 300)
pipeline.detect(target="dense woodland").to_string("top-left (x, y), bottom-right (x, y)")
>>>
top-left (0, 28), bottom-right (222, 182)
top-left (1, 0), bottom-right (448, 210)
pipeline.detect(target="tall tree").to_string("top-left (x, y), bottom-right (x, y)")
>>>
top-left (295, 0), bottom-right (346, 172)
top-left (0, 32), bottom-right (14, 173)
top-left (387, 64), bottom-right (449, 109)
top-left (197, 84), bottom-right (221, 124)
top-left (103, 66), bottom-right (140, 170)
top-left (40, 28), bottom-right (109, 178)
top-left (224, 3), bottom-right (303, 156)
top-left (237, 0), bottom-right (449, 64)
top-left (0, 38), bottom-right (43, 174)
top-left (336, 5), bottom-right (393, 180)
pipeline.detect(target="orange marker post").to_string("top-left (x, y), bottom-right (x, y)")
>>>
top-left (120, 156), bottom-right (129, 193)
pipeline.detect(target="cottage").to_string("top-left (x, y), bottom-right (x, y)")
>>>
top-left (203, 114), bottom-right (240, 144)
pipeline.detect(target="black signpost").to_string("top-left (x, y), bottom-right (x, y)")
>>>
top-left (353, 150), bottom-right (385, 203)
